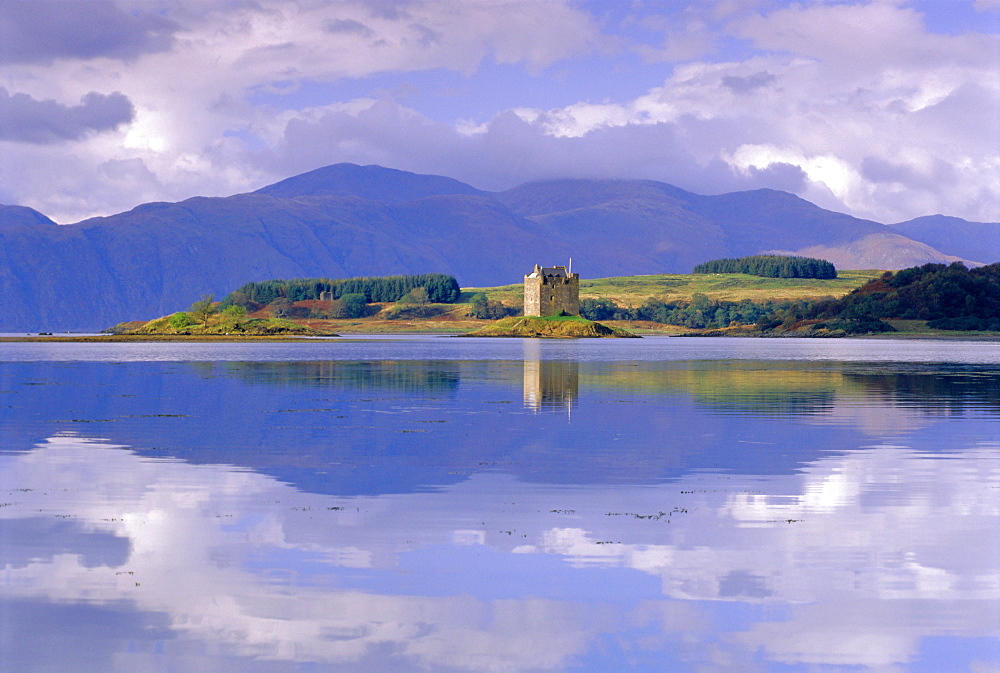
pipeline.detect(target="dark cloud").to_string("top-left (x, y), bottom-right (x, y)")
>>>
top-left (0, 0), bottom-right (177, 64)
top-left (359, 0), bottom-right (413, 21)
top-left (722, 71), bottom-right (776, 94)
top-left (861, 156), bottom-right (919, 185)
top-left (0, 89), bottom-right (134, 144)
top-left (746, 162), bottom-right (809, 193)
top-left (325, 19), bottom-right (374, 37)
top-left (409, 23), bottom-right (441, 48)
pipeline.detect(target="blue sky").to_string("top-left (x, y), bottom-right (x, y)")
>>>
top-left (0, 0), bottom-right (998, 224)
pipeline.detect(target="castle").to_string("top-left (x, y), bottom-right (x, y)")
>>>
top-left (523, 263), bottom-right (579, 317)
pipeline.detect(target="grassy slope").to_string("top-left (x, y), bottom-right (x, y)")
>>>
top-left (465, 270), bottom-right (882, 307)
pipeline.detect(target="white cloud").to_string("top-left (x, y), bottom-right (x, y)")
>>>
top-left (0, 0), bottom-right (602, 221)
top-left (0, 0), bottom-right (997, 224)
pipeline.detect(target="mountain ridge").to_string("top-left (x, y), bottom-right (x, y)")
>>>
top-left (0, 163), bottom-right (991, 331)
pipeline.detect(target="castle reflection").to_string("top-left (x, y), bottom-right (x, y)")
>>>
top-left (522, 341), bottom-right (578, 413)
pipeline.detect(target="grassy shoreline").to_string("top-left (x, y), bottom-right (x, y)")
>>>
top-left (3, 324), bottom-right (997, 342)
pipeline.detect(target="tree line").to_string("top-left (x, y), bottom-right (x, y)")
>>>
top-left (580, 294), bottom-right (795, 329)
top-left (225, 273), bottom-right (461, 306)
top-left (694, 255), bottom-right (837, 279)
top-left (805, 262), bottom-right (1000, 330)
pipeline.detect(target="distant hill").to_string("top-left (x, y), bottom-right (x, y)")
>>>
top-left (888, 215), bottom-right (1000, 265)
top-left (0, 163), bottom-right (982, 331)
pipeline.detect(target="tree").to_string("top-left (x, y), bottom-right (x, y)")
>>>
top-left (469, 292), bottom-right (511, 319)
top-left (221, 304), bottom-right (247, 329)
top-left (580, 298), bottom-right (616, 321)
top-left (189, 294), bottom-right (217, 324)
top-left (340, 293), bottom-right (368, 318)
top-left (470, 293), bottom-right (490, 318)
top-left (398, 287), bottom-right (429, 304)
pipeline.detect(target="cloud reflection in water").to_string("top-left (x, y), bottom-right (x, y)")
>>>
top-left (2, 430), bottom-right (997, 672)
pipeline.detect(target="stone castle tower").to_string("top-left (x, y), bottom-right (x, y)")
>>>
top-left (523, 263), bottom-right (580, 317)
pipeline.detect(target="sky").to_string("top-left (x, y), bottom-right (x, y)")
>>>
top-left (0, 0), bottom-right (998, 225)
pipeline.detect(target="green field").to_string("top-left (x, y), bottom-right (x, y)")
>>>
top-left (464, 270), bottom-right (884, 307)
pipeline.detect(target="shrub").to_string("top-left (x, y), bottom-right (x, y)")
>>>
top-left (168, 312), bottom-right (193, 329)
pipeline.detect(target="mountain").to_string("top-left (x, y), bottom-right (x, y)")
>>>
top-left (0, 163), bottom-right (981, 331)
top-left (0, 205), bottom-right (57, 228)
top-left (254, 163), bottom-right (484, 202)
top-left (888, 215), bottom-right (1000, 265)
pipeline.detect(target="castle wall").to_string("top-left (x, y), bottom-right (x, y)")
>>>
top-left (523, 268), bottom-right (580, 317)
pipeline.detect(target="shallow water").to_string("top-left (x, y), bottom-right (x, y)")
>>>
top-left (1, 337), bottom-right (998, 672)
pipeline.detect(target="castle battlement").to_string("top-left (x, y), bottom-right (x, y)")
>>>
top-left (524, 263), bottom-right (580, 317)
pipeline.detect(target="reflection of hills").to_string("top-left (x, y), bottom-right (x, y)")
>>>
top-left (1, 360), bottom-right (997, 496)
top-left (842, 364), bottom-right (1000, 416)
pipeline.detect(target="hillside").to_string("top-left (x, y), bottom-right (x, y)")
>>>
top-left (470, 270), bottom-right (882, 307)
top-left (0, 163), bottom-right (982, 331)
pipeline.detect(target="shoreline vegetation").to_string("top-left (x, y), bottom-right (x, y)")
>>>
top-left (460, 316), bottom-right (640, 338)
top-left (7, 263), bottom-right (996, 341)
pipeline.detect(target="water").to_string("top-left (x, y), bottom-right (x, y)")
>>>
top-left (1, 336), bottom-right (998, 672)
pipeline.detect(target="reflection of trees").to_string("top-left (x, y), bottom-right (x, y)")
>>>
top-left (843, 365), bottom-right (1000, 416)
top-left (584, 362), bottom-right (841, 417)
top-left (196, 360), bottom-right (1000, 418)
top-left (216, 361), bottom-right (461, 394)
top-left (581, 361), bottom-right (1000, 418)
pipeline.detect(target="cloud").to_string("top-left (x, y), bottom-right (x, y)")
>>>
top-left (734, 1), bottom-right (993, 69)
top-left (745, 161), bottom-right (808, 193)
top-left (721, 71), bottom-right (775, 94)
top-left (0, 88), bottom-right (134, 144)
top-left (0, 0), bottom-right (996, 224)
top-left (325, 18), bottom-right (375, 37)
top-left (0, 0), bottom-right (177, 65)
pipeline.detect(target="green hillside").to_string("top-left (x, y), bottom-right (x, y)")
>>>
top-left (466, 270), bottom-right (882, 307)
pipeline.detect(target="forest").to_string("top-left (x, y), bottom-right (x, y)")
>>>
top-left (693, 255), bottom-right (838, 279)
top-left (225, 273), bottom-right (461, 306)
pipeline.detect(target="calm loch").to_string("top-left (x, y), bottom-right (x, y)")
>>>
top-left (1, 336), bottom-right (998, 672)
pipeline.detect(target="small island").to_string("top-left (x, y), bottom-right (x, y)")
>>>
top-left (106, 295), bottom-right (335, 339)
top-left (463, 315), bottom-right (639, 338)
top-left (462, 263), bottom-right (638, 338)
